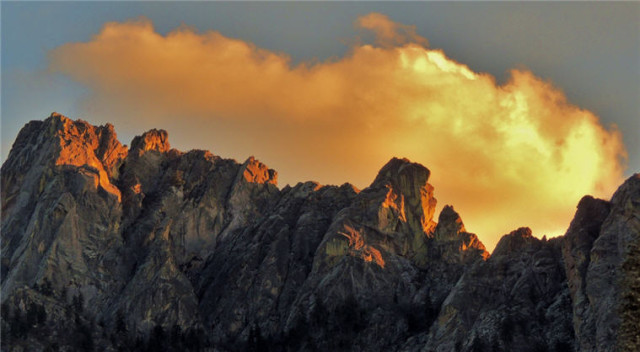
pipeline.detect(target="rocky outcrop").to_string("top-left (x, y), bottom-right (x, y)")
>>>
top-left (197, 181), bottom-right (358, 348)
top-left (279, 158), bottom-right (458, 351)
top-left (562, 196), bottom-right (612, 351)
top-left (562, 174), bottom-right (640, 352)
top-left (1, 114), bottom-right (126, 308)
top-left (130, 128), bottom-right (170, 155)
top-left (1, 114), bottom-right (637, 352)
top-left (412, 228), bottom-right (575, 352)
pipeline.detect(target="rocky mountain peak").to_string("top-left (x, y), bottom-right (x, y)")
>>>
top-left (46, 111), bottom-right (67, 125)
top-left (612, 174), bottom-right (640, 352)
top-left (44, 113), bottom-right (126, 170)
top-left (371, 157), bottom-right (430, 191)
top-left (492, 227), bottom-right (535, 256)
top-left (610, 173), bottom-right (640, 211)
top-left (95, 123), bottom-right (128, 179)
top-left (368, 157), bottom-right (437, 235)
top-left (2, 113), bottom-right (125, 202)
top-left (2, 116), bottom-right (637, 352)
top-left (429, 205), bottom-right (489, 264)
top-left (239, 156), bottom-right (278, 185)
top-left (565, 195), bottom-right (611, 244)
top-left (130, 128), bottom-right (170, 155)
top-left (436, 205), bottom-right (467, 236)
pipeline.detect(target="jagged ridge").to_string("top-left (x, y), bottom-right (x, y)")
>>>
top-left (1, 113), bottom-right (638, 352)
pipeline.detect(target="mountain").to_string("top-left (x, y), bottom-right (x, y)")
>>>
top-left (1, 113), bottom-right (638, 352)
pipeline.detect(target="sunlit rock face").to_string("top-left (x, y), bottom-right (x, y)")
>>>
top-left (1, 114), bottom-right (637, 352)
top-left (1, 114), bottom-right (126, 314)
top-left (130, 128), bottom-right (171, 155)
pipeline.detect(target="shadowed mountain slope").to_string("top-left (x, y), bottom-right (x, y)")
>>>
top-left (1, 113), bottom-right (638, 351)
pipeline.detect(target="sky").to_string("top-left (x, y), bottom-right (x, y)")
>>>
top-left (1, 2), bottom-right (638, 251)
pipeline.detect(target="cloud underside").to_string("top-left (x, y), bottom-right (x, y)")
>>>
top-left (49, 13), bottom-right (627, 251)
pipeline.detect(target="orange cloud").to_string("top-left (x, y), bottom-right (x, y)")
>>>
top-left (356, 13), bottom-right (428, 47)
top-left (48, 14), bottom-right (627, 251)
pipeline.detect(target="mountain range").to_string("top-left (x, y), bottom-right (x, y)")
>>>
top-left (1, 113), bottom-right (638, 351)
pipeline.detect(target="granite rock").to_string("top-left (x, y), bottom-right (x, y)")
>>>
top-left (1, 114), bottom-right (637, 352)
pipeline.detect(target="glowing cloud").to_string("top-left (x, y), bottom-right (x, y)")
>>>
top-left (356, 13), bottom-right (428, 47)
top-left (48, 14), bottom-right (627, 251)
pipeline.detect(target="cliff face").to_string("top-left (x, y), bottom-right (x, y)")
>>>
top-left (1, 113), bottom-right (637, 352)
